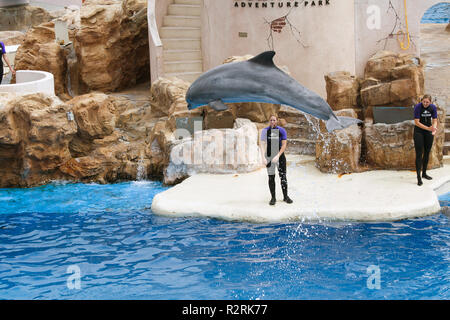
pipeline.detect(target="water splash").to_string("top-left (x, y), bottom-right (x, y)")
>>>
top-left (136, 154), bottom-right (147, 181)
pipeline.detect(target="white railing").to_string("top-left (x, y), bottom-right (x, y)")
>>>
top-left (0, 70), bottom-right (55, 95)
top-left (147, 0), bottom-right (164, 83)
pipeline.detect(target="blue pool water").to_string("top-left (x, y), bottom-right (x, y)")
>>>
top-left (421, 2), bottom-right (449, 23)
top-left (0, 181), bottom-right (449, 300)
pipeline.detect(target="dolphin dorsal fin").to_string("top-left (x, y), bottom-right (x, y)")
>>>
top-left (248, 51), bottom-right (276, 67)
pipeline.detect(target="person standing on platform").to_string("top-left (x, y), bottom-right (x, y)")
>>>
top-left (413, 94), bottom-right (438, 186)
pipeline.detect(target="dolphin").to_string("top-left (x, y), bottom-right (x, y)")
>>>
top-left (185, 51), bottom-right (362, 132)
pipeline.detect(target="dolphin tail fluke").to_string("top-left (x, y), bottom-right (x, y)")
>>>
top-left (325, 116), bottom-right (362, 132)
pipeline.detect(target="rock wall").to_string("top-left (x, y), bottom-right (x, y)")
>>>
top-left (361, 51), bottom-right (425, 119)
top-left (0, 93), bottom-right (77, 187)
top-left (12, 1), bottom-right (149, 98)
top-left (0, 91), bottom-right (156, 188)
top-left (75, 0), bottom-right (149, 93)
top-left (14, 22), bottom-right (71, 98)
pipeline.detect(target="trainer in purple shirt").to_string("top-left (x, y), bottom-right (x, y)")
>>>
top-left (259, 115), bottom-right (292, 205)
top-left (413, 94), bottom-right (438, 186)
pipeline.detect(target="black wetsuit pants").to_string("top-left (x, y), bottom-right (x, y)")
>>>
top-left (266, 153), bottom-right (288, 199)
top-left (413, 128), bottom-right (434, 177)
top-left (0, 62), bottom-right (3, 85)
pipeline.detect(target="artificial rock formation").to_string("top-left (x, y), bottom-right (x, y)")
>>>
top-left (361, 51), bottom-right (425, 111)
top-left (324, 71), bottom-right (361, 115)
top-left (13, 22), bottom-right (71, 98)
top-left (0, 91), bottom-right (156, 187)
top-left (13, 0), bottom-right (149, 98)
top-left (364, 104), bottom-right (445, 170)
top-left (62, 92), bottom-right (153, 183)
top-left (75, 0), bottom-right (149, 93)
top-left (321, 50), bottom-right (445, 173)
top-left (315, 109), bottom-right (363, 174)
top-left (164, 118), bottom-right (264, 185)
top-left (0, 93), bottom-right (77, 187)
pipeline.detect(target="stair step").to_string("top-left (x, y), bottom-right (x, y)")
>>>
top-left (168, 4), bottom-right (201, 16)
top-left (162, 38), bottom-right (201, 50)
top-left (163, 49), bottom-right (202, 61)
top-left (164, 60), bottom-right (203, 73)
top-left (165, 71), bottom-right (203, 83)
top-left (160, 26), bottom-right (201, 38)
top-left (163, 15), bottom-right (201, 27)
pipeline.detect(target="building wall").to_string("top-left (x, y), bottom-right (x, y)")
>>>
top-left (148, 0), bottom-right (446, 97)
top-left (202, 0), bottom-right (356, 98)
top-left (354, 0), bottom-right (446, 77)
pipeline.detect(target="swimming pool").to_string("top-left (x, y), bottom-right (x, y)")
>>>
top-left (0, 181), bottom-right (448, 300)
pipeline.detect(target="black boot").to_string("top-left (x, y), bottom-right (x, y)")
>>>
top-left (417, 176), bottom-right (423, 186)
top-left (422, 172), bottom-right (432, 180)
top-left (269, 175), bottom-right (276, 205)
top-left (280, 172), bottom-right (293, 204)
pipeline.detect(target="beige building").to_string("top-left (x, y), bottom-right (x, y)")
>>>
top-left (148, 0), bottom-right (446, 97)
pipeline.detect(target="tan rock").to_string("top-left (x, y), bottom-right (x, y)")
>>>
top-left (70, 93), bottom-right (117, 140)
top-left (315, 109), bottom-right (362, 173)
top-left (364, 50), bottom-right (402, 81)
top-left (360, 77), bottom-right (380, 90)
top-left (13, 22), bottom-right (70, 98)
top-left (361, 83), bottom-right (391, 107)
top-left (389, 79), bottom-right (416, 104)
top-left (324, 71), bottom-right (360, 111)
top-left (0, 93), bottom-right (77, 187)
top-left (75, 0), bottom-right (149, 92)
top-left (149, 77), bottom-right (191, 117)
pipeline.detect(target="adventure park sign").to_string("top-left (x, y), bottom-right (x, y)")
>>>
top-left (234, 0), bottom-right (331, 8)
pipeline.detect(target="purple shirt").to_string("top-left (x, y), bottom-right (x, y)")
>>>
top-left (0, 42), bottom-right (5, 56)
top-left (414, 103), bottom-right (437, 120)
top-left (260, 126), bottom-right (287, 143)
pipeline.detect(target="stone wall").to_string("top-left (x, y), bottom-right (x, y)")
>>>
top-left (322, 50), bottom-right (444, 174)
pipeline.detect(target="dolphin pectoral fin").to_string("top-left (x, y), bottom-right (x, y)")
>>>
top-left (208, 100), bottom-right (229, 112)
top-left (326, 116), bottom-right (363, 132)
